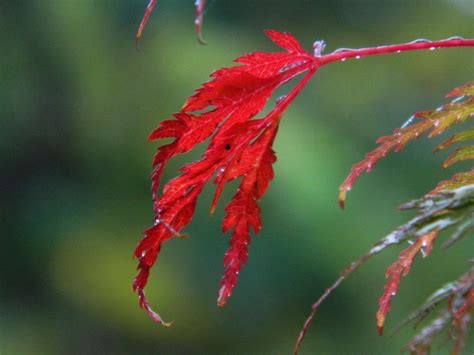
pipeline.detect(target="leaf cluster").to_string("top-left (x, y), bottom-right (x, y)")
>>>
top-left (297, 82), bottom-right (473, 354)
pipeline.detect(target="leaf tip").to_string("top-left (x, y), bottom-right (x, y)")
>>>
top-left (197, 32), bottom-right (207, 45)
top-left (162, 320), bottom-right (175, 327)
top-left (135, 35), bottom-right (143, 52)
top-left (338, 190), bottom-right (347, 209)
top-left (217, 284), bottom-right (231, 307)
top-left (137, 288), bottom-right (172, 327)
top-left (376, 313), bottom-right (386, 335)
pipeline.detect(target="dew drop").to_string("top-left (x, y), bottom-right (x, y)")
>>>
top-left (451, 95), bottom-right (466, 104)
top-left (447, 36), bottom-right (464, 41)
top-left (341, 58), bottom-right (346, 62)
top-left (276, 95), bottom-right (287, 104)
top-left (396, 50), bottom-right (401, 54)
top-left (401, 115), bottom-right (415, 129)
top-left (355, 55), bottom-right (361, 59)
top-left (313, 40), bottom-right (326, 57)
top-left (429, 47), bottom-right (435, 51)
top-left (409, 38), bottom-right (430, 44)
top-left (333, 47), bottom-right (354, 54)
top-left (279, 60), bottom-right (307, 73)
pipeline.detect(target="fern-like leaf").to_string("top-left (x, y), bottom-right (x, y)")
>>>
top-left (443, 145), bottom-right (474, 168)
top-left (296, 82), bottom-right (474, 354)
top-left (134, 30), bottom-right (319, 324)
top-left (376, 229), bottom-right (439, 335)
top-left (403, 266), bottom-right (473, 354)
top-left (435, 126), bottom-right (474, 151)
top-left (339, 82), bottom-right (474, 207)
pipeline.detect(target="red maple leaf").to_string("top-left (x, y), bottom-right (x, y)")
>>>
top-left (134, 30), bottom-right (318, 323)
top-left (133, 29), bottom-right (473, 325)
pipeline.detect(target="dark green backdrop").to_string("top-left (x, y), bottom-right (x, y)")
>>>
top-left (0, 1), bottom-right (472, 353)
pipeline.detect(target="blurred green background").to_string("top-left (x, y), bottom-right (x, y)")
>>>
top-left (0, 1), bottom-right (473, 354)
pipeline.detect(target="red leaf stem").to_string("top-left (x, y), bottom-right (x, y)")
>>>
top-left (195, 0), bottom-right (206, 44)
top-left (318, 37), bottom-right (474, 66)
top-left (136, 0), bottom-right (157, 50)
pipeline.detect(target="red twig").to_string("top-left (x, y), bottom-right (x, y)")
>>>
top-left (317, 37), bottom-right (474, 66)
top-left (136, 0), bottom-right (157, 50)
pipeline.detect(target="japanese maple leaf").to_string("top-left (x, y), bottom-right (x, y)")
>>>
top-left (376, 229), bottom-right (439, 335)
top-left (133, 29), bottom-right (474, 325)
top-left (134, 30), bottom-right (318, 323)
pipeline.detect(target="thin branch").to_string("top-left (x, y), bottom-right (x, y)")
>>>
top-left (317, 37), bottom-right (474, 66)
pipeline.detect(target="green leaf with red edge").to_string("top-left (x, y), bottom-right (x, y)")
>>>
top-left (339, 82), bottom-right (474, 208)
top-left (448, 81), bottom-right (474, 97)
top-left (133, 30), bottom-right (316, 324)
top-left (430, 169), bottom-right (474, 193)
top-left (443, 145), bottom-right (474, 168)
top-left (435, 126), bottom-right (474, 151)
top-left (376, 229), bottom-right (439, 335)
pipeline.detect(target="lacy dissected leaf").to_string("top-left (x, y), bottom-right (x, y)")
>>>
top-left (443, 145), bottom-right (474, 168)
top-left (376, 229), bottom-right (439, 335)
top-left (296, 183), bottom-right (473, 342)
top-left (435, 126), bottom-right (474, 151)
top-left (399, 184), bottom-right (474, 250)
top-left (134, 30), bottom-right (316, 323)
top-left (390, 281), bottom-right (456, 336)
top-left (430, 169), bottom-right (474, 195)
top-left (403, 267), bottom-right (474, 354)
top-left (294, 184), bottom-right (474, 354)
top-left (451, 287), bottom-right (474, 354)
top-left (339, 82), bottom-right (474, 207)
top-left (136, 0), bottom-right (207, 48)
top-left (375, 184), bottom-right (473, 339)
